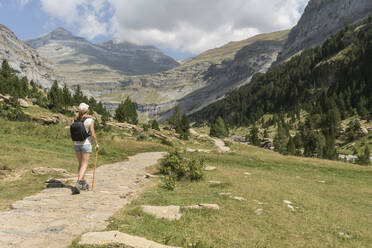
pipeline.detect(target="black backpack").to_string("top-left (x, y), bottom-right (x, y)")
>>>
top-left (70, 117), bottom-right (90, 141)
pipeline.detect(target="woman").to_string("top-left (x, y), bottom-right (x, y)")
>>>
top-left (74, 103), bottom-right (99, 190)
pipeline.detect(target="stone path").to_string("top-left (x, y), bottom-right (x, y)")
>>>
top-left (0, 152), bottom-right (166, 248)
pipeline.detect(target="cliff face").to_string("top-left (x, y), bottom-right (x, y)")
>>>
top-left (277, 0), bottom-right (372, 63)
top-left (80, 30), bottom-right (289, 119)
top-left (0, 25), bottom-right (59, 89)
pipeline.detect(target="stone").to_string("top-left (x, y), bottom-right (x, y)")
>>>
top-left (43, 226), bottom-right (64, 233)
top-left (339, 232), bottom-right (352, 239)
top-left (244, 172), bottom-right (252, 176)
top-left (318, 180), bottom-right (326, 183)
top-left (253, 200), bottom-right (264, 205)
top-left (287, 204), bottom-right (296, 212)
top-left (219, 192), bottom-right (232, 196)
top-left (283, 200), bottom-right (292, 205)
top-left (232, 196), bottom-right (246, 201)
top-left (208, 180), bottom-right (221, 185)
top-left (79, 231), bottom-right (181, 248)
top-left (255, 208), bottom-right (264, 215)
top-left (18, 98), bottom-right (30, 108)
top-left (205, 166), bottom-right (216, 171)
top-left (32, 116), bottom-right (58, 125)
top-left (142, 205), bottom-right (182, 220)
top-left (32, 167), bottom-right (73, 177)
top-left (184, 204), bottom-right (219, 211)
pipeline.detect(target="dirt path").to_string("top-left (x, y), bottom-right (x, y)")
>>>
top-left (0, 152), bottom-right (166, 248)
top-left (190, 128), bottom-right (230, 152)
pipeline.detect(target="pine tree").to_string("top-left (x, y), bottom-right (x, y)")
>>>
top-left (62, 84), bottom-right (72, 111)
top-left (210, 116), bottom-right (229, 138)
top-left (249, 125), bottom-right (260, 146)
top-left (47, 81), bottom-right (63, 111)
top-left (114, 97), bottom-right (138, 124)
top-left (287, 136), bottom-right (296, 155)
top-left (357, 145), bottom-right (370, 165)
top-left (151, 119), bottom-right (160, 131)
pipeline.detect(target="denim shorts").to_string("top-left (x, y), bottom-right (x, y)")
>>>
top-left (74, 144), bottom-right (92, 153)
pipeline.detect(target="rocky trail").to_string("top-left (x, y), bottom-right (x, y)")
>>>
top-left (0, 152), bottom-right (166, 248)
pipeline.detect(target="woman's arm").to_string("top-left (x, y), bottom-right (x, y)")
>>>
top-left (90, 120), bottom-right (99, 151)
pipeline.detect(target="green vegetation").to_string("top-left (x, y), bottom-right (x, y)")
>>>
top-left (168, 106), bottom-right (190, 140)
top-left (210, 116), bottom-right (229, 138)
top-left (75, 143), bottom-right (372, 247)
top-left (114, 96), bottom-right (138, 125)
top-left (192, 17), bottom-right (372, 162)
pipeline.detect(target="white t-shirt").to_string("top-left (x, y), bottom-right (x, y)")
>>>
top-left (73, 118), bottom-right (93, 146)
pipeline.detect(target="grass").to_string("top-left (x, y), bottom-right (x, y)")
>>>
top-left (73, 143), bottom-right (372, 248)
top-left (0, 118), bottom-right (167, 210)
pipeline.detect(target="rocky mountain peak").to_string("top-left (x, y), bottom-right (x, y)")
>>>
top-left (276, 0), bottom-right (372, 63)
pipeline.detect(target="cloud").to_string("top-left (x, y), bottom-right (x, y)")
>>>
top-left (39, 0), bottom-right (309, 55)
top-left (40, 0), bottom-right (110, 37)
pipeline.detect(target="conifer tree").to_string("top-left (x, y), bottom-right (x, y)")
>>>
top-left (249, 125), bottom-right (260, 146)
top-left (210, 116), bottom-right (229, 138)
top-left (114, 97), bottom-right (138, 124)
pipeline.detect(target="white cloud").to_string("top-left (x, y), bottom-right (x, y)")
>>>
top-left (40, 0), bottom-right (110, 37)
top-left (39, 0), bottom-right (309, 55)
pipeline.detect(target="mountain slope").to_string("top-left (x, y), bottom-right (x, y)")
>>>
top-left (277, 0), bottom-right (372, 63)
top-left (0, 24), bottom-right (59, 89)
top-left (82, 30), bottom-right (289, 119)
top-left (191, 17), bottom-right (372, 126)
top-left (25, 28), bottom-right (179, 85)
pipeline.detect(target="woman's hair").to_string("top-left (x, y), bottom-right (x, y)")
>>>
top-left (77, 103), bottom-right (89, 119)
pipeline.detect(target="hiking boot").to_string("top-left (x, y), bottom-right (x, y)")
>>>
top-left (80, 180), bottom-right (90, 191)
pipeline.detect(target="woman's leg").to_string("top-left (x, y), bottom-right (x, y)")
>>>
top-left (75, 152), bottom-right (83, 179)
top-left (78, 152), bottom-right (91, 181)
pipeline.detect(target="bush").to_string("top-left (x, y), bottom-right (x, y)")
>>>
top-left (159, 150), bottom-right (205, 182)
top-left (161, 175), bottom-right (176, 190)
top-left (142, 123), bottom-right (150, 131)
top-left (161, 138), bottom-right (174, 147)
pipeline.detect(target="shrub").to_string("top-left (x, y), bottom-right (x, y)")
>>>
top-left (159, 150), bottom-right (205, 182)
top-left (161, 138), bottom-right (174, 147)
top-left (142, 123), bottom-right (150, 131)
top-left (161, 175), bottom-right (176, 190)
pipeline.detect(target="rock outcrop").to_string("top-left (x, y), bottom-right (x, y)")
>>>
top-left (277, 0), bottom-right (372, 63)
top-left (82, 30), bottom-right (289, 120)
top-left (0, 25), bottom-right (60, 89)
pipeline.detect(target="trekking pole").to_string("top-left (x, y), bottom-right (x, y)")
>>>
top-left (92, 150), bottom-right (98, 191)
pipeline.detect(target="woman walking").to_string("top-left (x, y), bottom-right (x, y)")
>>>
top-left (73, 103), bottom-right (99, 190)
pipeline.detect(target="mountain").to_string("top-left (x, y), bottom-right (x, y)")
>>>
top-left (25, 28), bottom-right (179, 84)
top-left (191, 16), bottom-right (372, 126)
top-left (277, 0), bottom-right (372, 63)
top-left (81, 30), bottom-right (289, 120)
top-left (0, 24), bottom-right (59, 89)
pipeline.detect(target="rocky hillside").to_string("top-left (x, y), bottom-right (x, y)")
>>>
top-left (25, 28), bottom-right (179, 85)
top-left (277, 0), bottom-right (372, 63)
top-left (0, 24), bottom-right (59, 89)
top-left (82, 30), bottom-right (288, 119)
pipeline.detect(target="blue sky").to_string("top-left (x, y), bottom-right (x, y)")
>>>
top-left (0, 0), bottom-right (308, 59)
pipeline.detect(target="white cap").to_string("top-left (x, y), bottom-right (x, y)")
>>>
top-left (78, 103), bottom-right (89, 112)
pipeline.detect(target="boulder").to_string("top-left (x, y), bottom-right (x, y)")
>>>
top-left (142, 205), bottom-right (182, 220)
top-left (79, 231), bottom-right (181, 248)
top-left (205, 166), bottom-right (216, 171)
top-left (32, 116), bottom-right (58, 125)
top-left (18, 98), bottom-right (30, 108)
